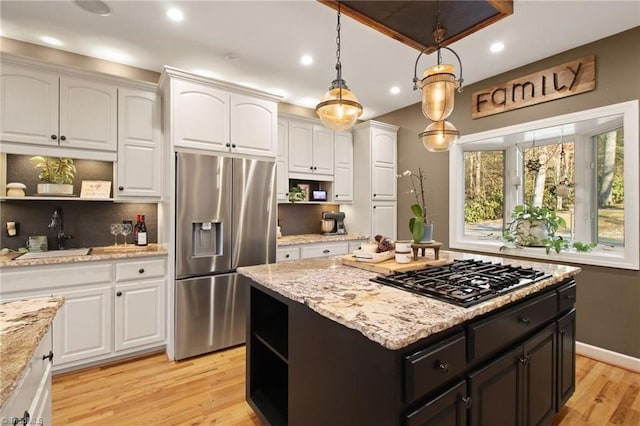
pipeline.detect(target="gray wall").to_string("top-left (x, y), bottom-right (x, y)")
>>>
top-left (376, 27), bottom-right (640, 358)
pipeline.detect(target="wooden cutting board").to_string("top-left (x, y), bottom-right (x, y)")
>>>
top-left (341, 255), bottom-right (450, 274)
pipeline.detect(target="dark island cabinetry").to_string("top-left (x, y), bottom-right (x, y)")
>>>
top-left (247, 279), bottom-right (577, 426)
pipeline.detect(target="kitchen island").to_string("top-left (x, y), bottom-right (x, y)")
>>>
top-left (238, 251), bottom-right (580, 426)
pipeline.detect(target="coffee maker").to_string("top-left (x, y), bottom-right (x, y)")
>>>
top-left (321, 211), bottom-right (347, 235)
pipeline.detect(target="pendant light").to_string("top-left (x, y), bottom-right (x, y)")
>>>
top-left (412, 0), bottom-right (464, 151)
top-left (316, 3), bottom-right (363, 132)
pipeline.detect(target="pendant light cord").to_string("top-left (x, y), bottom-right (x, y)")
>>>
top-left (335, 2), bottom-right (343, 100)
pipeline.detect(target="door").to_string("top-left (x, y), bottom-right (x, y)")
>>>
top-left (312, 125), bottom-right (334, 175)
top-left (334, 131), bottom-right (353, 201)
top-left (232, 158), bottom-right (277, 268)
top-left (288, 120), bottom-right (314, 173)
top-left (557, 309), bottom-right (576, 408)
top-left (522, 323), bottom-right (556, 426)
top-left (175, 273), bottom-right (246, 360)
top-left (372, 201), bottom-right (396, 240)
top-left (405, 380), bottom-right (469, 426)
top-left (276, 119), bottom-right (289, 201)
top-left (115, 278), bottom-right (166, 351)
top-left (176, 153), bottom-right (233, 277)
top-left (230, 93), bottom-right (277, 157)
top-left (371, 127), bottom-right (397, 200)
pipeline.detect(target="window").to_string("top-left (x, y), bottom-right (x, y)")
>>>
top-left (449, 101), bottom-right (639, 270)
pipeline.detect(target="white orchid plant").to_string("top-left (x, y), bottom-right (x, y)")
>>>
top-left (397, 168), bottom-right (432, 241)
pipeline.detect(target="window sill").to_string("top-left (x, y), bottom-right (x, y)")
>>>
top-left (450, 239), bottom-right (638, 271)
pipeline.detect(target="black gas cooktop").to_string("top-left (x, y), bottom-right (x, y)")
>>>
top-left (370, 259), bottom-right (551, 307)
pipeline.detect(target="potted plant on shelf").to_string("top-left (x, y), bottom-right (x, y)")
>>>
top-left (502, 204), bottom-right (596, 254)
top-left (31, 156), bottom-right (76, 195)
top-left (399, 168), bottom-right (433, 243)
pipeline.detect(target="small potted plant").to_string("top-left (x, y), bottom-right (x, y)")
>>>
top-left (502, 203), bottom-right (595, 254)
top-left (31, 156), bottom-right (76, 195)
top-left (398, 168), bottom-right (433, 243)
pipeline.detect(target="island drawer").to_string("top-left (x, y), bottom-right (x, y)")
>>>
top-left (468, 291), bottom-right (557, 362)
top-left (557, 280), bottom-right (576, 313)
top-left (404, 332), bottom-right (466, 403)
top-left (300, 242), bottom-right (349, 259)
top-left (115, 258), bottom-right (167, 282)
top-left (276, 247), bottom-right (300, 262)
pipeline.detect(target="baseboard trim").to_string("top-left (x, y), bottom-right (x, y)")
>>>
top-left (576, 341), bottom-right (640, 373)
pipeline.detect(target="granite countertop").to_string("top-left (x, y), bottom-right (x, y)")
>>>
top-left (277, 233), bottom-right (369, 246)
top-left (0, 243), bottom-right (168, 268)
top-left (238, 251), bottom-right (581, 351)
top-left (0, 297), bottom-right (64, 409)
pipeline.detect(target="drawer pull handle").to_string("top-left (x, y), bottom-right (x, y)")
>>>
top-left (519, 317), bottom-right (531, 325)
top-left (12, 410), bottom-right (29, 425)
top-left (559, 328), bottom-right (566, 335)
top-left (322, 249), bottom-right (330, 254)
top-left (565, 294), bottom-right (575, 300)
top-left (50, 134), bottom-right (57, 140)
top-left (519, 355), bottom-right (530, 365)
top-left (438, 362), bottom-right (450, 374)
top-left (117, 291), bottom-right (123, 297)
top-left (461, 396), bottom-right (472, 409)
top-left (138, 268), bottom-right (145, 274)
top-left (42, 350), bottom-right (54, 362)
top-left (118, 186), bottom-right (124, 191)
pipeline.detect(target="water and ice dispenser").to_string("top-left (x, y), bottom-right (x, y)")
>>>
top-left (192, 221), bottom-right (223, 257)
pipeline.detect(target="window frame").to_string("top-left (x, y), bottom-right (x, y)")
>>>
top-left (449, 100), bottom-right (639, 270)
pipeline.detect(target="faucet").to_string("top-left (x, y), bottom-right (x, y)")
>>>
top-left (48, 207), bottom-right (73, 250)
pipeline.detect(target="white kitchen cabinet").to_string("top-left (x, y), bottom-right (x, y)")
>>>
top-left (116, 88), bottom-right (162, 198)
top-left (0, 62), bottom-right (117, 153)
top-left (288, 119), bottom-right (334, 178)
top-left (161, 68), bottom-right (279, 157)
top-left (300, 242), bottom-right (349, 259)
top-left (276, 119), bottom-right (289, 201)
top-left (342, 120), bottom-right (399, 240)
top-left (333, 131), bottom-right (354, 202)
top-left (0, 328), bottom-right (53, 426)
top-left (276, 246), bottom-right (301, 262)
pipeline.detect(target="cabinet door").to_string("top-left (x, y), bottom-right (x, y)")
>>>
top-left (231, 93), bottom-right (277, 157)
top-left (405, 380), bottom-right (469, 426)
top-left (557, 309), bottom-right (576, 408)
top-left (59, 77), bottom-right (117, 151)
top-left (117, 88), bottom-right (162, 197)
top-left (522, 323), bottom-right (556, 426)
top-left (276, 119), bottom-right (289, 201)
top-left (172, 79), bottom-right (230, 151)
top-left (312, 125), bottom-right (334, 175)
top-left (52, 285), bottom-right (112, 366)
top-left (469, 345), bottom-right (522, 426)
top-left (288, 121), bottom-right (314, 173)
top-left (0, 64), bottom-right (59, 146)
top-left (114, 278), bottom-right (166, 351)
top-left (371, 127), bottom-right (397, 200)
top-left (334, 131), bottom-right (353, 202)
top-left (372, 202), bottom-right (396, 240)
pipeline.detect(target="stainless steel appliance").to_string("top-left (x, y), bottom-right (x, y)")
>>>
top-left (370, 259), bottom-right (550, 307)
top-left (321, 211), bottom-right (346, 235)
top-left (175, 153), bottom-right (276, 360)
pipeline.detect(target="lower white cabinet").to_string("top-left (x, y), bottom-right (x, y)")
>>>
top-left (0, 256), bottom-right (167, 372)
top-left (276, 247), bottom-right (301, 262)
top-left (300, 242), bottom-right (349, 259)
top-left (372, 202), bottom-right (397, 240)
top-left (1, 328), bottom-right (53, 426)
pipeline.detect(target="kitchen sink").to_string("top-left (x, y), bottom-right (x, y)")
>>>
top-left (16, 248), bottom-right (92, 260)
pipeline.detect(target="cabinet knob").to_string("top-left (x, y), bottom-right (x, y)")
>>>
top-left (116, 291), bottom-right (123, 297)
top-left (373, 205), bottom-right (377, 209)
top-left (313, 166), bottom-right (317, 170)
top-left (309, 166), bottom-right (314, 170)
top-left (438, 362), bottom-right (450, 374)
top-left (118, 186), bottom-right (124, 191)
top-left (231, 144), bottom-right (237, 148)
top-left (42, 350), bottom-right (54, 362)
top-left (373, 193), bottom-right (377, 197)
top-left (519, 354), bottom-right (530, 364)
top-left (335, 194), bottom-right (339, 198)
top-left (322, 249), bottom-right (330, 254)
top-left (461, 396), bottom-right (472, 409)
top-left (285, 254), bottom-right (290, 258)
top-left (226, 143), bottom-right (231, 147)
top-left (50, 134), bottom-right (57, 140)
top-left (138, 268), bottom-right (145, 274)
top-left (60, 135), bottom-right (66, 141)
top-left (519, 317), bottom-right (531, 325)
top-left (559, 328), bottom-right (566, 335)
top-left (565, 294), bottom-right (575, 300)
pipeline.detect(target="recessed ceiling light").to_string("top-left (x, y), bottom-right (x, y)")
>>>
top-left (166, 8), bottom-right (184, 22)
top-left (300, 55), bottom-right (313, 66)
top-left (390, 86), bottom-right (400, 95)
top-left (40, 36), bottom-right (64, 47)
top-left (490, 41), bottom-right (505, 54)
top-left (74, 0), bottom-right (111, 16)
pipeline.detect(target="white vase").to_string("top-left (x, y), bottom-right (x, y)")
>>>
top-left (37, 183), bottom-right (73, 195)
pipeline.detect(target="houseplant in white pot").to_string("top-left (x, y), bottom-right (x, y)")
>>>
top-left (31, 156), bottom-right (76, 195)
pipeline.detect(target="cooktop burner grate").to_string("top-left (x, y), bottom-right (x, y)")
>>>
top-left (370, 259), bottom-right (551, 307)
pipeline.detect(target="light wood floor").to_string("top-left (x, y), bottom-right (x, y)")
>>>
top-left (53, 348), bottom-right (640, 425)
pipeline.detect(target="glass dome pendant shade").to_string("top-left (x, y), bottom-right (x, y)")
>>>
top-left (420, 63), bottom-right (458, 121)
top-left (316, 79), bottom-right (363, 132)
top-left (420, 120), bottom-right (460, 152)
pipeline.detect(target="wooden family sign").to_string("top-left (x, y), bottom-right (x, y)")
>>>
top-left (472, 55), bottom-right (596, 119)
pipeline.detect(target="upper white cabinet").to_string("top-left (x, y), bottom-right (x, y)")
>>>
top-left (288, 119), bottom-right (334, 178)
top-left (1, 62), bottom-right (117, 153)
top-left (160, 67), bottom-right (279, 158)
top-left (371, 126), bottom-right (397, 200)
top-left (116, 88), bottom-right (162, 198)
top-left (333, 131), bottom-right (354, 202)
top-left (276, 119), bottom-right (289, 201)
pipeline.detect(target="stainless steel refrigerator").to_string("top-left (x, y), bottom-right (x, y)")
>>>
top-left (174, 152), bottom-right (276, 360)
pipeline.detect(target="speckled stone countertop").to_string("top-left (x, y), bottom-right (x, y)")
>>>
top-left (0, 297), bottom-right (64, 409)
top-left (277, 233), bottom-right (369, 246)
top-left (238, 251), bottom-right (581, 350)
top-left (0, 244), bottom-right (167, 268)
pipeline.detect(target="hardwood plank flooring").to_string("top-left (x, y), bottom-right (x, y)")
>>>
top-left (53, 349), bottom-right (640, 425)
